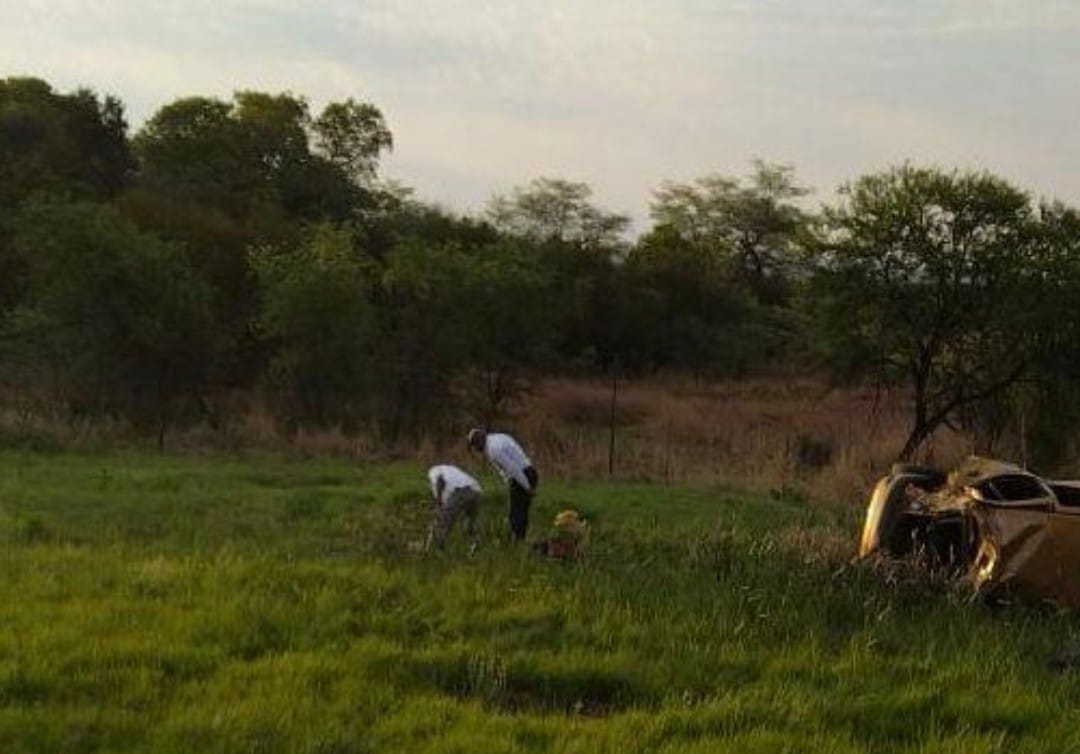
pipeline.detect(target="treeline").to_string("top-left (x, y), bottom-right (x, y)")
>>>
top-left (3, 76), bottom-right (1080, 465)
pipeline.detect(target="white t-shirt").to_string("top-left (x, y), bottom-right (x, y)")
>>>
top-left (428, 465), bottom-right (482, 505)
top-left (484, 433), bottom-right (534, 491)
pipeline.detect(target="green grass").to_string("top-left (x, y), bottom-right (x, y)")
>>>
top-left (1, 450), bottom-right (1080, 753)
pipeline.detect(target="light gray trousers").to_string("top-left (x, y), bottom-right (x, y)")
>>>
top-left (427, 487), bottom-right (481, 549)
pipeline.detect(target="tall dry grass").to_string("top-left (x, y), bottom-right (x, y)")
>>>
top-left (0, 376), bottom-right (982, 506)
top-left (512, 376), bottom-right (973, 505)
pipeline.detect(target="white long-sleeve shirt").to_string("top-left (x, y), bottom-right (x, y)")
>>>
top-left (428, 465), bottom-right (482, 506)
top-left (484, 433), bottom-right (534, 491)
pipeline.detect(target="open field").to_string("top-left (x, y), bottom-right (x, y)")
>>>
top-left (2, 451), bottom-right (1080, 752)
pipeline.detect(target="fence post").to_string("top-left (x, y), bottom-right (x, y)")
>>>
top-left (608, 363), bottom-right (618, 476)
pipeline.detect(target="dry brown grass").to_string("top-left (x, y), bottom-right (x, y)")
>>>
top-left (0, 376), bottom-right (981, 507)
top-left (510, 375), bottom-right (974, 506)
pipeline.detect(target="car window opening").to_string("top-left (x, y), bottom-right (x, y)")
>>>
top-left (985, 474), bottom-right (1047, 502)
top-left (1051, 484), bottom-right (1080, 507)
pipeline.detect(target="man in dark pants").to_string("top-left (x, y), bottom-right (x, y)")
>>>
top-left (468, 428), bottom-right (538, 540)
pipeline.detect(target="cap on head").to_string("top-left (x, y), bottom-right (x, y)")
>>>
top-left (467, 428), bottom-right (486, 451)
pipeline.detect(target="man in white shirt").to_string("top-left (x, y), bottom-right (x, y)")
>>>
top-left (467, 428), bottom-right (539, 541)
top-left (426, 464), bottom-right (483, 550)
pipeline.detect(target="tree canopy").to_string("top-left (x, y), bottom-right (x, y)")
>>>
top-left (649, 160), bottom-right (811, 304)
top-left (487, 177), bottom-right (630, 251)
top-left (808, 165), bottom-right (1048, 459)
top-left (5, 76), bottom-right (1080, 464)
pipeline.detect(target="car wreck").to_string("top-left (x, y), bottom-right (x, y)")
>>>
top-left (859, 457), bottom-right (1080, 608)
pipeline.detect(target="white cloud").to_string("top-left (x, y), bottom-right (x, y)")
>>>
top-left (2, 0), bottom-right (1079, 229)
top-left (932, 0), bottom-right (1080, 34)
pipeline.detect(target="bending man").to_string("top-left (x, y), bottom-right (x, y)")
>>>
top-left (468, 428), bottom-right (538, 541)
top-left (426, 464), bottom-right (483, 550)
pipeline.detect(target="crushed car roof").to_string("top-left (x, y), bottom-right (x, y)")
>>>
top-left (944, 457), bottom-right (1028, 491)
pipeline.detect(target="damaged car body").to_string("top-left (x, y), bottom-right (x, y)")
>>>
top-left (860, 457), bottom-right (1080, 608)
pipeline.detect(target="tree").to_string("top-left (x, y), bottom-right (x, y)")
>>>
top-left (231, 91), bottom-right (365, 222)
top-left (313, 98), bottom-right (393, 186)
top-left (0, 76), bottom-right (133, 205)
top-left (453, 241), bottom-right (557, 422)
top-left (0, 77), bottom-right (134, 312)
top-left (1001, 201), bottom-right (1080, 467)
top-left (624, 225), bottom-right (773, 376)
top-left (1, 201), bottom-right (218, 446)
top-left (134, 89), bottom-right (393, 226)
top-left (486, 177), bottom-right (629, 251)
top-left (807, 165), bottom-right (1047, 460)
top-left (359, 195), bottom-right (498, 263)
top-left (252, 223), bottom-right (375, 428)
top-left (131, 89), bottom-right (395, 391)
top-left (484, 178), bottom-right (633, 372)
top-left (363, 240), bottom-right (480, 439)
top-left (252, 225), bottom-right (545, 437)
top-left (132, 96), bottom-right (253, 214)
top-left (649, 159), bottom-right (811, 303)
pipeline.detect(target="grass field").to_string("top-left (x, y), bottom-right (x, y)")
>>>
top-left (1, 450), bottom-right (1080, 753)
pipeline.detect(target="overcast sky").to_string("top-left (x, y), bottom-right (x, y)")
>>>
top-left (3, 1), bottom-right (1079, 230)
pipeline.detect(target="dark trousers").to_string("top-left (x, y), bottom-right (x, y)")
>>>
top-left (509, 466), bottom-right (539, 540)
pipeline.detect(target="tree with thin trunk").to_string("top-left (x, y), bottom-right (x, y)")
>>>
top-left (807, 165), bottom-right (1048, 461)
top-left (649, 159), bottom-right (811, 304)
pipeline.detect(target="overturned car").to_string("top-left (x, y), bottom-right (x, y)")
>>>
top-left (860, 457), bottom-right (1080, 607)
